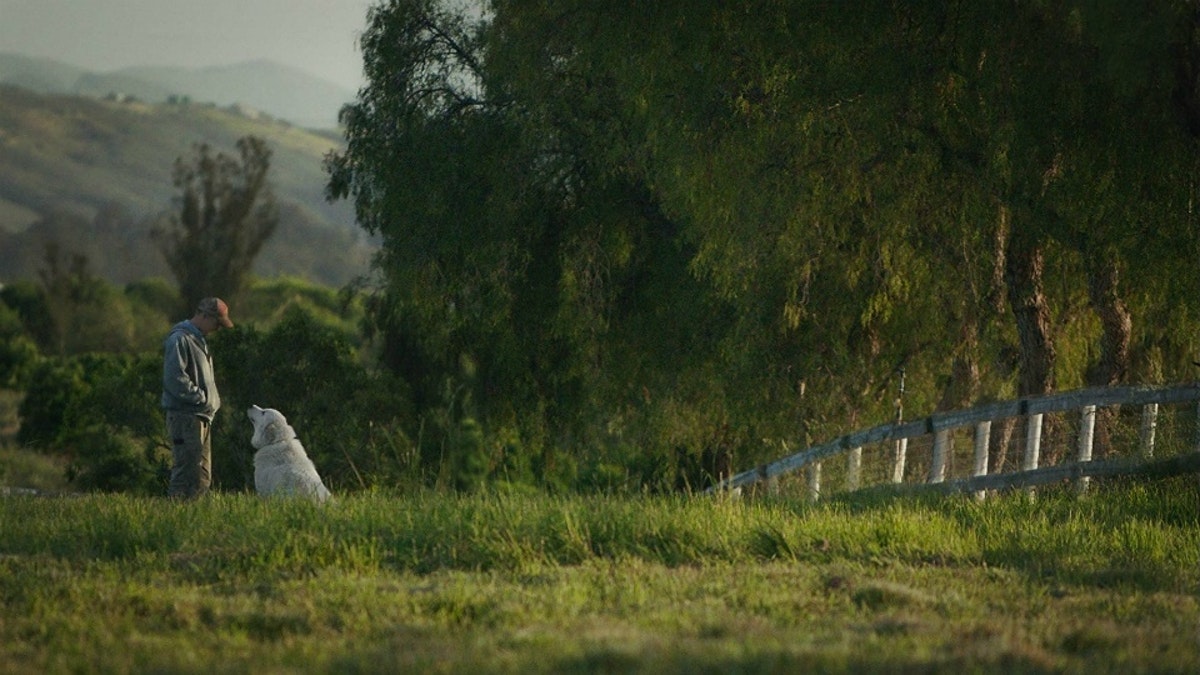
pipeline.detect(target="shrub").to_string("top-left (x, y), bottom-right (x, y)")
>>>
top-left (65, 428), bottom-right (168, 494)
top-left (0, 281), bottom-right (54, 351)
top-left (11, 297), bottom-right (419, 495)
top-left (16, 358), bottom-right (86, 450)
top-left (17, 352), bottom-right (164, 493)
top-left (212, 307), bottom-right (412, 492)
top-left (0, 302), bottom-right (40, 389)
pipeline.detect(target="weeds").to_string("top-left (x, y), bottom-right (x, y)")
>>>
top-left (0, 478), bottom-right (1197, 673)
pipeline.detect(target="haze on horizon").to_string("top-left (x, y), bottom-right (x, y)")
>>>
top-left (0, 0), bottom-right (374, 91)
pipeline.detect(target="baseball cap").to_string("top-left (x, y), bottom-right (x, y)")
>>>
top-left (197, 297), bottom-right (234, 328)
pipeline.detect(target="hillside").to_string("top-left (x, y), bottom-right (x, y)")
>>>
top-left (0, 52), bottom-right (357, 129)
top-left (0, 85), bottom-right (375, 287)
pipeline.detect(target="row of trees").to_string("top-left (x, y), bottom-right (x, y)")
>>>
top-left (11, 2), bottom-right (1200, 494)
top-left (325, 1), bottom-right (1200, 486)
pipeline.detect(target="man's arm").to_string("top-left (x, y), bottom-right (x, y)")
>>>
top-left (163, 336), bottom-right (205, 407)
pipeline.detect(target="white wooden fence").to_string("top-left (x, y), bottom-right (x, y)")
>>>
top-left (709, 383), bottom-right (1200, 498)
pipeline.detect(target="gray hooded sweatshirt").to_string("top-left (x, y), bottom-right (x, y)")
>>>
top-left (161, 320), bottom-right (221, 421)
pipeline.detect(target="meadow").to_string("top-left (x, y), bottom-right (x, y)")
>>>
top-left (0, 478), bottom-right (1197, 674)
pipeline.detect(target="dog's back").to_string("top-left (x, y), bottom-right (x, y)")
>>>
top-left (254, 438), bottom-right (332, 502)
top-left (248, 405), bottom-right (332, 503)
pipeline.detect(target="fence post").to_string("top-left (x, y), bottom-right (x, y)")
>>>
top-left (1023, 413), bottom-right (1043, 471)
top-left (1021, 412), bottom-right (1043, 499)
top-left (807, 462), bottom-right (821, 502)
top-left (891, 367), bottom-right (906, 484)
top-left (973, 420), bottom-right (991, 500)
top-left (1140, 403), bottom-right (1158, 458)
top-left (929, 429), bottom-right (950, 483)
top-left (892, 437), bottom-right (908, 484)
top-left (847, 446), bottom-right (862, 491)
top-left (1076, 405), bottom-right (1096, 493)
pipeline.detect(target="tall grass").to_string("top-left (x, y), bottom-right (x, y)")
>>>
top-left (1, 478), bottom-right (1197, 673)
top-left (3, 479), bottom-right (1196, 587)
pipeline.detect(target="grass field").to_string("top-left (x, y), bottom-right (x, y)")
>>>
top-left (1, 478), bottom-right (1197, 673)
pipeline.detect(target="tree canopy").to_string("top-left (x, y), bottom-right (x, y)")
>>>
top-left (328, 0), bottom-right (1200, 490)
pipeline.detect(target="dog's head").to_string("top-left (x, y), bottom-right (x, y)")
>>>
top-left (247, 404), bottom-right (293, 448)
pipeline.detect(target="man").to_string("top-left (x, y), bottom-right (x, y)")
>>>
top-left (161, 297), bottom-right (233, 499)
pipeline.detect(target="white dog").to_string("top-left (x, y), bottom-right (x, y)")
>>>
top-left (247, 405), bottom-right (332, 503)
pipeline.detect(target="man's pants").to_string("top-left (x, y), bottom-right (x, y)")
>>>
top-left (166, 412), bottom-right (212, 499)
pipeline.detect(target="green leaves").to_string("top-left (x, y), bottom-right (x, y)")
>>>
top-left (330, 0), bottom-right (1200, 490)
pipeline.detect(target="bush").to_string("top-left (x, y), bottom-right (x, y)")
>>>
top-left (17, 353), bottom-right (165, 493)
top-left (0, 302), bottom-right (40, 389)
top-left (212, 307), bottom-right (412, 492)
top-left (17, 358), bottom-right (86, 449)
top-left (11, 297), bottom-right (418, 495)
top-left (0, 281), bottom-right (54, 351)
top-left (123, 278), bottom-right (180, 318)
top-left (65, 428), bottom-right (169, 494)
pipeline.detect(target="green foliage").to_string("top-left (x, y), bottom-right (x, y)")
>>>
top-left (212, 307), bottom-right (412, 492)
top-left (38, 243), bottom-right (148, 355)
top-left (331, 0), bottom-right (749, 488)
top-left (9, 2), bottom-right (1200, 496)
top-left (123, 277), bottom-right (181, 318)
top-left (16, 357), bottom-right (85, 449)
top-left (63, 428), bottom-right (167, 494)
top-left (0, 280), bottom-right (54, 351)
top-left (233, 275), bottom-right (363, 342)
top-left (0, 301), bottom-right (39, 389)
top-left (0, 251), bottom-right (170, 358)
top-left (448, 417), bottom-right (488, 492)
top-left (327, 0), bottom-right (1200, 491)
top-left (0, 446), bottom-right (68, 493)
top-left (2, 277), bottom-right (410, 495)
top-left (16, 353), bottom-right (165, 494)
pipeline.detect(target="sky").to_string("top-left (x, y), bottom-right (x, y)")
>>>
top-left (0, 0), bottom-right (375, 91)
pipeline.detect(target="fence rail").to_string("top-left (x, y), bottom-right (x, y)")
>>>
top-left (709, 382), bottom-right (1200, 498)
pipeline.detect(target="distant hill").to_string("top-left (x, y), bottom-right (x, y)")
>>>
top-left (0, 53), bottom-right (86, 93)
top-left (0, 52), bottom-right (357, 129)
top-left (0, 84), bottom-right (375, 288)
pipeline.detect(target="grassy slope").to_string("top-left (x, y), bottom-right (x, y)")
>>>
top-left (0, 85), bottom-right (372, 286)
top-left (0, 480), bottom-right (1196, 673)
top-left (0, 85), bottom-right (346, 221)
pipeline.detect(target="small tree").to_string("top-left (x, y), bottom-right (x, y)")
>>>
top-left (153, 135), bottom-right (278, 313)
top-left (37, 243), bottom-right (136, 355)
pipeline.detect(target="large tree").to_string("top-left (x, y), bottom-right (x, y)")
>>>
top-left (153, 135), bottom-right (278, 313)
top-left (331, 0), bottom-right (1200, 488)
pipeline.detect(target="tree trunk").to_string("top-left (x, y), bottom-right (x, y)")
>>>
top-left (1085, 254), bottom-right (1131, 387)
top-left (938, 319), bottom-right (981, 411)
top-left (989, 416), bottom-right (1017, 473)
top-left (1085, 252), bottom-right (1131, 457)
top-left (1005, 225), bottom-right (1056, 398)
top-left (1005, 218), bottom-right (1059, 464)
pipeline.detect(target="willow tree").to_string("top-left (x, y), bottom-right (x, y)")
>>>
top-left (332, 0), bottom-right (1200, 488)
top-left (153, 135), bottom-right (278, 314)
top-left (328, 0), bottom-right (568, 481)
top-left (328, 0), bottom-right (738, 486)
top-left (333, 0), bottom-right (1008, 482)
top-left (487, 1), bottom-right (1014, 440)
